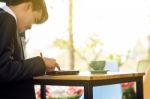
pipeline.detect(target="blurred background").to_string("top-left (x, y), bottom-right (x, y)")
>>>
top-left (22, 0), bottom-right (150, 71)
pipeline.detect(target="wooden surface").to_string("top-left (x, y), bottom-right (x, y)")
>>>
top-left (34, 72), bottom-right (145, 81)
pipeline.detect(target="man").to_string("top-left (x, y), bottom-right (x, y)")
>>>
top-left (0, 0), bottom-right (60, 99)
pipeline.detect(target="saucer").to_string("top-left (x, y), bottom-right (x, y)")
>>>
top-left (90, 70), bottom-right (108, 74)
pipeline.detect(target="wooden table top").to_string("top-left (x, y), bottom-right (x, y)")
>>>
top-left (34, 72), bottom-right (145, 81)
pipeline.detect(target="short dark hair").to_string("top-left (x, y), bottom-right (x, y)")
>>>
top-left (0, 0), bottom-right (48, 24)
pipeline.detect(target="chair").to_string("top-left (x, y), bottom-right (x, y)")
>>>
top-left (137, 59), bottom-right (150, 72)
top-left (137, 60), bottom-right (150, 99)
top-left (80, 60), bottom-right (122, 99)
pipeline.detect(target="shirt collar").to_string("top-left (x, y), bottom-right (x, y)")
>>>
top-left (1, 6), bottom-right (17, 22)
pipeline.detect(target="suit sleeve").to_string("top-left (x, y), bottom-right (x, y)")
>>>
top-left (0, 13), bottom-right (46, 82)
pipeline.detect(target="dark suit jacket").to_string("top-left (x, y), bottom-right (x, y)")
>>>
top-left (0, 8), bottom-right (46, 99)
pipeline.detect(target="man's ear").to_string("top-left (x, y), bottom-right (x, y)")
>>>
top-left (24, 2), bottom-right (33, 11)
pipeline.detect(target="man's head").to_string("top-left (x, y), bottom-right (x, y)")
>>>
top-left (4, 0), bottom-right (48, 33)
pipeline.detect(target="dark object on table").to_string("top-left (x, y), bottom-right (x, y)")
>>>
top-left (46, 70), bottom-right (79, 75)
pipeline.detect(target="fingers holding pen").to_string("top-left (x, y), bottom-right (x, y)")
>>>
top-left (42, 57), bottom-right (60, 71)
top-left (40, 52), bottom-right (61, 71)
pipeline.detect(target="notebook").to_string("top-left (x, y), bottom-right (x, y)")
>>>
top-left (46, 70), bottom-right (79, 75)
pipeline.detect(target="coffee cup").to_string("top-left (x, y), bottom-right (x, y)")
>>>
top-left (89, 60), bottom-right (105, 70)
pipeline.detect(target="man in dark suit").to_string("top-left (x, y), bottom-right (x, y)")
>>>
top-left (0, 0), bottom-right (60, 99)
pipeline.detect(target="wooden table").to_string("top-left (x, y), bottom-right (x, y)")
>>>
top-left (34, 72), bottom-right (145, 99)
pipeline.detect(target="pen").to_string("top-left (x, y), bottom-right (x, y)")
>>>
top-left (57, 64), bottom-right (61, 71)
top-left (40, 52), bottom-right (43, 57)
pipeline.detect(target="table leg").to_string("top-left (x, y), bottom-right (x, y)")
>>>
top-left (136, 77), bottom-right (144, 99)
top-left (84, 83), bottom-right (93, 99)
top-left (40, 85), bottom-right (46, 99)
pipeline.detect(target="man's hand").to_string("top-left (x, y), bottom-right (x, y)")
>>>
top-left (42, 57), bottom-right (60, 71)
